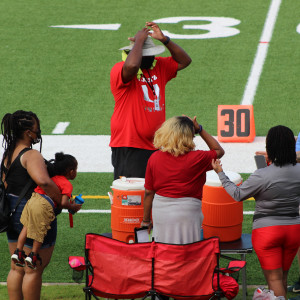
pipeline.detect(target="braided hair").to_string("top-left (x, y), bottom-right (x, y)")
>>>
top-left (266, 125), bottom-right (296, 167)
top-left (49, 152), bottom-right (77, 176)
top-left (1, 110), bottom-right (41, 168)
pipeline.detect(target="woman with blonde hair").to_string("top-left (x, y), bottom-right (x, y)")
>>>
top-left (141, 115), bottom-right (224, 244)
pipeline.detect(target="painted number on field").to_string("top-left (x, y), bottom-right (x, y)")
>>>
top-left (153, 17), bottom-right (240, 39)
top-left (50, 17), bottom-right (241, 39)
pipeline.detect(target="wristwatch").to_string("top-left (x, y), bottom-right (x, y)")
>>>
top-left (195, 124), bottom-right (203, 134)
top-left (163, 36), bottom-right (170, 45)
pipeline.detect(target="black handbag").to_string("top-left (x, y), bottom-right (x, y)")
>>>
top-left (0, 178), bottom-right (11, 233)
top-left (0, 157), bottom-right (33, 233)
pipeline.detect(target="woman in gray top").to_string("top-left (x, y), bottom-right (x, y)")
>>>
top-left (212, 125), bottom-right (300, 299)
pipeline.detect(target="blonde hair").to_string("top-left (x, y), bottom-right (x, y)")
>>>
top-left (154, 116), bottom-right (195, 156)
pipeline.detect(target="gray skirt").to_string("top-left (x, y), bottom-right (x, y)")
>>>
top-left (152, 194), bottom-right (203, 244)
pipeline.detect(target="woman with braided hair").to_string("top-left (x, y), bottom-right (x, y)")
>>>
top-left (212, 125), bottom-right (300, 299)
top-left (1, 110), bottom-right (61, 300)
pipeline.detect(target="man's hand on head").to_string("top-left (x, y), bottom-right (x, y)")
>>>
top-left (146, 22), bottom-right (165, 42)
top-left (129, 27), bottom-right (150, 43)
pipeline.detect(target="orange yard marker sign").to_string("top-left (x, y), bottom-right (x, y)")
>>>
top-left (218, 105), bottom-right (255, 142)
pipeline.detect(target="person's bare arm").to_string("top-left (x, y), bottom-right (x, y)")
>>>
top-left (212, 158), bottom-right (224, 173)
top-left (146, 22), bottom-right (192, 71)
top-left (192, 116), bottom-right (225, 158)
top-left (121, 28), bottom-right (150, 83)
top-left (61, 194), bottom-right (82, 212)
top-left (200, 129), bottom-right (225, 158)
top-left (141, 189), bottom-right (155, 232)
top-left (21, 150), bottom-right (62, 205)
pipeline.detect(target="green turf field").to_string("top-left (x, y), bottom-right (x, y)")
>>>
top-left (1, 0), bottom-right (300, 298)
top-left (1, 0), bottom-right (299, 135)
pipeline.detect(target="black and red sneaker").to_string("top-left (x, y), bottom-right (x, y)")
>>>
top-left (25, 252), bottom-right (42, 270)
top-left (11, 248), bottom-right (27, 267)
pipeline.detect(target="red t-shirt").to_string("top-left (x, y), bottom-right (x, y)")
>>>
top-left (35, 175), bottom-right (73, 198)
top-left (109, 57), bottom-right (178, 150)
top-left (144, 150), bottom-right (217, 200)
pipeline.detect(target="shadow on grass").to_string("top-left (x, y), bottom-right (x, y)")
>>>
top-left (1, 284), bottom-right (299, 299)
top-left (0, 284), bottom-right (259, 300)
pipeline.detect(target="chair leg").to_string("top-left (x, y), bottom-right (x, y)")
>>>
top-left (209, 293), bottom-right (222, 300)
top-left (142, 290), bottom-right (166, 300)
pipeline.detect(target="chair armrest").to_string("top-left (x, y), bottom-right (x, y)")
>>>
top-left (220, 260), bottom-right (246, 274)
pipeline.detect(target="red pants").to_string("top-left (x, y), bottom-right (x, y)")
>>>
top-left (252, 224), bottom-right (300, 270)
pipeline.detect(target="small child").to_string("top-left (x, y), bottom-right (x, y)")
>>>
top-left (11, 152), bottom-right (82, 269)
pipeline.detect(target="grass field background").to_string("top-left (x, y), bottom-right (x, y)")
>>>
top-left (1, 0), bottom-right (299, 135)
top-left (0, 0), bottom-right (300, 298)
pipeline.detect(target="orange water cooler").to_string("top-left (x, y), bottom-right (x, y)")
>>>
top-left (110, 178), bottom-right (145, 243)
top-left (202, 170), bottom-right (243, 242)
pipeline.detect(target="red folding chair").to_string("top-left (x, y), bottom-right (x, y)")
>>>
top-left (69, 234), bottom-right (245, 300)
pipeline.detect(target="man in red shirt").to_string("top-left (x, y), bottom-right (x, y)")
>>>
top-left (110, 21), bottom-right (191, 180)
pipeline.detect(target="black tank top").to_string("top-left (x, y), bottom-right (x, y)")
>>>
top-left (4, 148), bottom-right (36, 199)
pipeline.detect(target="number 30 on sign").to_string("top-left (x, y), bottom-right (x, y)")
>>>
top-left (217, 105), bottom-right (256, 143)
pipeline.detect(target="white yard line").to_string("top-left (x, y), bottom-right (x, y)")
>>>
top-left (62, 209), bottom-right (111, 214)
top-left (241, 0), bottom-right (282, 105)
top-left (50, 24), bottom-right (121, 30)
top-left (62, 209), bottom-right (255, 215)
top-left (52, 122), bottom-right (70, 134)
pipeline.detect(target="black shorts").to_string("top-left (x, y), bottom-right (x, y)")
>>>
top-left (7, 194), bottom-right (58, 249)
top-left (111, 147), bottom-right (156, 180)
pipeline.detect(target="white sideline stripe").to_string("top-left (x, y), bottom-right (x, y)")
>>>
top-left (50, 24), bottom-right (121, 30)
top-left (62, 209), bottom-right (255, 215)
top-left (62, 209), bottom-right (111, 213)
top-left (243, 211), bottom-right (255, 215)
top-left (241, 0), bottom-right (282, 105)
top-left (0, 135), bottom-right (267, 173)
top-left (52, 122), bottom-right (70, 134)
